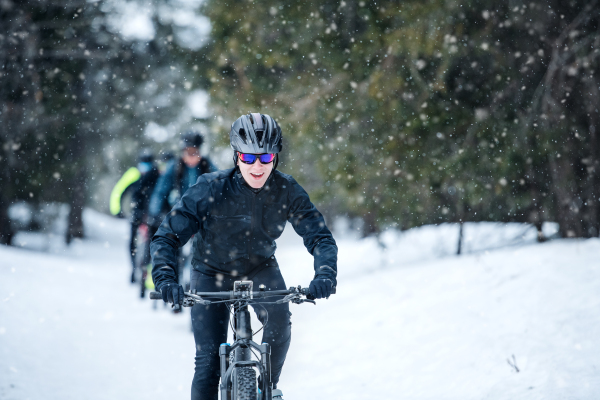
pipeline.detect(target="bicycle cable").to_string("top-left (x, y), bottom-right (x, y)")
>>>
top-left (249, 345), bottom-right (261, 362)
top-left (225, 302), bottom-right (236, 334)
top-left (251, 303), bottom-right (269, 338)
top-left (226, 300), bottom-right (269, 339)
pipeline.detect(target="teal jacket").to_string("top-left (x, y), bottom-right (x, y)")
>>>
top-left (148, 157), bottom-right (217, 219)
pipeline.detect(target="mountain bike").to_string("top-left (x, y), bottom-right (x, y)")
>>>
top-left (150, 281), bottom-right (325, 400)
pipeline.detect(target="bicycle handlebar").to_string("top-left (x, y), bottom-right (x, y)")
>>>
top-left (149, 286), bottom-right (336, 305)
top-left (149, 288), bottom-right (309, 300)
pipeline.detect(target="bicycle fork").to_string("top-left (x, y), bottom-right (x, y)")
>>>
top-left (219, 302), bottom-right (273, 400)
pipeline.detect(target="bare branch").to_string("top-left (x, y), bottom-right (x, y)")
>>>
top-left (507, 354), bottom-right (520, 373)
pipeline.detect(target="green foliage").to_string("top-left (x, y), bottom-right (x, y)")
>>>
top-left (3, 0), bottom-right (599, 240)
top-left (199, 0), bottom-right (600, 237)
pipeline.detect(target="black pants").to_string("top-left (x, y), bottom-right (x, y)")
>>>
top-left (190, 260), bottom-right (292, 400)
top-left (129, 222), bottom-right (140, 270)
top-left (131, 223), bottom-right (158, 271)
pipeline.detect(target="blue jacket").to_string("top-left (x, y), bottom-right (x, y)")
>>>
top-left (151, 168), bottom-right (338, 290)
top-left (148, 157), bottom-right (218, 220)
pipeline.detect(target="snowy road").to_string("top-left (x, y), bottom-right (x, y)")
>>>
top-left (1, 210), bottom-right (599, 399)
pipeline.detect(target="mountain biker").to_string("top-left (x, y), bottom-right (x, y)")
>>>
top-left (146, 131), bottom-right (218, 286)
top-left (109, 148), bottom-right (159, 282)
top-left (150, 113), bottom-right (338, 400)
top-left (149, 131), bottom-right (218, 223)
top-left (157, 150), bottom-right (175, 174)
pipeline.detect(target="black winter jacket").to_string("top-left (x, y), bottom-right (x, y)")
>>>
top-left (150, 168), bottom-right (338, 291)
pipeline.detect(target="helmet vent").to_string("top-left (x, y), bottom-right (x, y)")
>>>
top-left (251, 112), bottom-right (264, 130)
top-left (238, 128), bottom-right (248, 143)
top-left (255, 130), bottom-right (264, 146)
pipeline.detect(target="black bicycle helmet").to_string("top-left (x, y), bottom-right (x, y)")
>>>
top-left (159, 150), bottom-right (175, 162)
top-left (138, 148), bottom-right (154, 163)
top-left (230, 113), bottom-right (282, 166)
top-left (180, 131), bottom-right (204, 150)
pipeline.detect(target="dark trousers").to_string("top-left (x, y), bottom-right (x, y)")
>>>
top-left (129, 222), bottom-right (140, 270)
top-left (190, 260), bottom-right (292, 400)
top-left (130, 223), bottom-right (158, 271)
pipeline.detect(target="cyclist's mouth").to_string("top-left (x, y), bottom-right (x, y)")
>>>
top-left (250, 172), bottom-right (264, 179)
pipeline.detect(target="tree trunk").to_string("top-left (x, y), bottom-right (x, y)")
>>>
top-left (0, 195), bottom-right (14, 245)
top-left (64, 73), bottom-right (89, 245)
top-left (64, 116), bottom-right (87, 244)
top-left (584, 75), bottom-right (600, 237)
top-left (548, 155), bottom-right (583, 238)
top-left (0, 126), bottom-right (14, 245)
top-left (66, 169), bottom-right (86, 244)
top-left (362, 208), bottom-right (379, 237)
top-left (456, 221), bottom-right (463, 255)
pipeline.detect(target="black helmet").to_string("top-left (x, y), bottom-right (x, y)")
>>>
top-left (180, 131), bottom-right (204, 150)
top-left (138, 148), bottom-right (154, 163)
top-left (159, 150), bottom-right (175, 161)
top-left (230, 113), bottom-right (283, 155)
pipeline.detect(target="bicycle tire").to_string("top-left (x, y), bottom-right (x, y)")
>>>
top-left (234, 367), bottom-right (257, 400)
top-left (135, 227), bottom-right (148, 298)
top-left (230, 348), bottom-right (257, 400)
top-left (140, 263), bottom-right (147, 298)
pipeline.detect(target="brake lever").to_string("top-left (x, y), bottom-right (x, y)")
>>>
top-left (185, 292), bottom-right (211, 306)
top-left (291, 297), bottom-right (316, 305)
top-left (276, 294), bottom-right (297, 304)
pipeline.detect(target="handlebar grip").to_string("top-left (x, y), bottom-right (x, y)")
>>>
top-left (301, 286), bottom-right (336, 297)
top-left (149, 291), bottom-right (163, 300)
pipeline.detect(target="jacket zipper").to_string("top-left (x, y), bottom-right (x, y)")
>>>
top-left (248, 194), bottom-right (256, 258)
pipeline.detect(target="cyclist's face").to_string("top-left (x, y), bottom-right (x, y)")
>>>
top-left (237, 154), bottom-right (274, 189)
top-left (182, 147), bottom-right (201, 168)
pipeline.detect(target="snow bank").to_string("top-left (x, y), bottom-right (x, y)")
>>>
top-left (1, 210), bottom-right (598, 400)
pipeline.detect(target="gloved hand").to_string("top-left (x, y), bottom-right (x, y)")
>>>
top-left (160, 283), bottom-right (184, 307)
top-left (309, 278), bottom-right (334, 299)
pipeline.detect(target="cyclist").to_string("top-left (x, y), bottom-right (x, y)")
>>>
top-left (146, 131), bottom-right (218, 286)
top-left (157, 150), bottom-right (175, 174)
top-left (151, 113), bottom-right (337, 400)
top-left (109, 148), bottom-right (159, 282)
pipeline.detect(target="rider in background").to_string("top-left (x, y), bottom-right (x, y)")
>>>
top-left (150, 113), bottom-right (337, 400)
top-left (109, 148), bottom-right (159, 283)
top-left (147, 131), bottom-right (218, 284)
top-left (148, 131), bottom-right (218, 225)
top-left (157, 150), bottom-right (175, 174)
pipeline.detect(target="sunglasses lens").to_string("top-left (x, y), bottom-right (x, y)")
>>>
top-left (259, 154), bottom-right (275, 163)
top-left (239, 153), bottom-right (257, 164)
top-left (239, 153), bottom-right (275, 164)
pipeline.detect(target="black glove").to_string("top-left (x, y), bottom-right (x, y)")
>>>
top-left (309, 278), bottom-right (334, 299)
top-left (160, 283), bottom-right (184, 307)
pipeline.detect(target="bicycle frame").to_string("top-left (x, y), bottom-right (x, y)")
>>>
top-left (219, 298), bottom-right (272, 400)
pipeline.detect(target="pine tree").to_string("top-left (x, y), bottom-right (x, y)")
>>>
top-left (199, 0), bottom-right (600, 237)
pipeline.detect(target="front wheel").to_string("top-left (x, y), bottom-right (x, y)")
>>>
top-left (140, 265), bottom-right (147, 298)
top-left (230, 349), bottom-right (257, 400)
top-left (235, 367), bottom-right (257, 400)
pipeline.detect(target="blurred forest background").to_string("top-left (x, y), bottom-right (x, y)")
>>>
top-left (1, 0), bottom-right (600, 245)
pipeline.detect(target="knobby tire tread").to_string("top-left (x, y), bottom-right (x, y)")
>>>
top-left (235, 367), bottom-right (257, 400)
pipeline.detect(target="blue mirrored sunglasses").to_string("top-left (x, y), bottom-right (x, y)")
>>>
top-left (238, 152), bottom-right (275, 164)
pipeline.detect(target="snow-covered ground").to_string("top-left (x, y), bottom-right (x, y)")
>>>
top-left (1, 210), bottom-right (599, 399)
